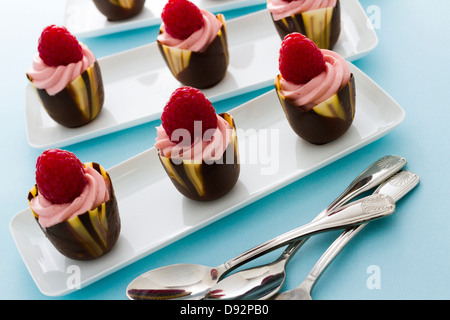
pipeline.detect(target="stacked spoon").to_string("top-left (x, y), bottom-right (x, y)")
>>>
top-left (126, 155), bottom-right (419, 300)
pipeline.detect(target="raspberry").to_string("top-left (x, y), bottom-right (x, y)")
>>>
top-left (161, 87), bottom-right (217, 143)
top-left (161, 0), bottom-right (204, 40)
top-left (35, 149), bottom-right (87, 204)
top-left (279, 33), bottom-right (326, 84)
top-left (38, 25), bottom-right (83, 67)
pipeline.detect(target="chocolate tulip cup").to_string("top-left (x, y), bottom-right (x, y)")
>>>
top-left (270, 0), bottom-right (341, 50)
top-left (275, 73), bottom-right (356, 145)
top-left (93, 0), bottom-right (146, 21)
top-left (158, 113), bottom-right (240, 201)
top-left (157, 14), bottom-right (229, 89)
top-left (27, 61), bottom-right (104, 128)
top-left (28, 162), bottom-right (121, 261)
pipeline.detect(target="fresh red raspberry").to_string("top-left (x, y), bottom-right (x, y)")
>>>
top-left (161, 87), bottom-right (218, 143)
top-left (38, 25), bottom-right (83, 67)
top-left (161, 0), bottom-right (204, 40)
top-left (35, 149), bottom-right (87, 204)
top-left (279, 33), bottom-right (326, 84)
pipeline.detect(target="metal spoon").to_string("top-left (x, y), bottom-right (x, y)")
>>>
top-left (272, 170), bottom-right (419, 300)
top-left (205, 170), bottom-right (419, 300)
top-left (203, 155), bottom-right (406, 300)
top-left (127, 193), bottom-right (394, 300)
top-left (126, 155), bottom-right (405, 300)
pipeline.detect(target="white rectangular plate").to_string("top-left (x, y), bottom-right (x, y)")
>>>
top-left (12, 63), bottom-right (405, 296)
top-left (64, 0), bottom-right (267, 38)
top-left (26, 0), bottom-right (378, 149)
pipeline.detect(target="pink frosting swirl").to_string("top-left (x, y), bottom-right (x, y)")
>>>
top-left (157, 9), bottom-right (222, 52)
top-left (268, 0), bottom-right (337, 21)
top-left (155, 115), bottom-right (233, 162)
top-left (26, 44), bottom-right (96, 96)
top-left (30, 165), bottom-right (110, 228)
top-left (279, 49), bottom-right (350, 110)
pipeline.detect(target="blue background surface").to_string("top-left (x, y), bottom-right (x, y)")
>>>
top-left (1, 0), bottom-right (449, 300)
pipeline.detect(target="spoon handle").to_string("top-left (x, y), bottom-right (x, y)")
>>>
top-left (225, 156), bottom-right (406, 272)
top-left (225, 193), bottom-right (395, 270)
top-left (280, 171), bottom-right (420, 298)
top-left (322, 155), bottom-right (406, 215)
top-left (278, 155), bottom-right (406, 262)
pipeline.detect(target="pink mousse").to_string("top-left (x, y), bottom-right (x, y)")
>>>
top-left (279, 49), bottom-right (350, 110)
top-left (268, 0), bottom-right (337, 21)
top-left (27, 44), bottom-right (96, 96)
top-left (155, 114), bottom-right (233, 162)
top-left (30, 165), bottom-right (110, 228)
top-left (157, 8), bottom-right (222, 52)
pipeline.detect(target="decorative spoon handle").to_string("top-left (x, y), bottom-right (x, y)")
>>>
top-left (323, 155), bottom-right (406, 214)
top-left (307, 170), bottom-right (419, 283)
top-left (226, 155), bottom-right (406, 271)
top-left (273, 170), bottom-right (420, 300)
top-left (225, 193), bottom-right (396, 270)
top-left (277, 155), bottom-right (406, 261)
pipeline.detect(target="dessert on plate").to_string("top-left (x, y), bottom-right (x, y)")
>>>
top-left (93, 0), bottom-right (146, 21)
top-left (155, 87), bottom-right (239, 201)
top-left (156, 0), bottom-right (229, 88)
top-left (26, 25), bottom-right (104, 128)
top-left (274, 33), bottom-right (355, 144)
top-left (267, 0), bottom-right (341, 49)
top-left (28, 149), bottom-right (120, 260)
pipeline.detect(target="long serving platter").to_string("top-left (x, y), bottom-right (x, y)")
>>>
top-left (26, 0), bottom-right (378, 149)
top-left (11, 62), bottom-right (405, 296)
top-left (64, 0), bottom-right (268, 38)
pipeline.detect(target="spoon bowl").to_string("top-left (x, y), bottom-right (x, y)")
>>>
top-left (205, 244), bottom-right (300, 300)
top-left (126, 264), bottom-right (225, 300)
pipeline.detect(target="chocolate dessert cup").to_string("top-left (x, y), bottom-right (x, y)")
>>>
top-left (27, 61), bottom-right (104, 128)
top-left (93, 0), bottom-right (146, 21)
top-left (158, 113), bottom-right (239, 201)
top-left (275, 73), bottom-right (356, 145)
top-left (157, 14), bottom-right (229, 89)
top-left (270, 0), bottom-right (341, 49)
top-left (28, 162), bottom-right (121, 261)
